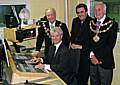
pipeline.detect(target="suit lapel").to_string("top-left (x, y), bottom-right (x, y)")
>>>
top-left (100, 17), bottom-right (109, 30)
top-left (48, 45), bottom-right (56, 63)
top-left (45, 21), bottom-right (50, 28)
top-left (54, 43), bottom-right (63, 58)
top-left (55, 20), bottom-right (60, 26)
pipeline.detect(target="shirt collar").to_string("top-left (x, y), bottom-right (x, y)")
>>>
top-left (54, 41), bottom-right (62, 48)
top-left (49, 21), bottom-right (55, 26)
top-left (97, 15), bottom-right (106, 24)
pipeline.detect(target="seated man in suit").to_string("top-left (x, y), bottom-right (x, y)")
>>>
top-left (33, 27), bottom-right (77, 85)
top-left (32, 8), bottom-right (70, 57)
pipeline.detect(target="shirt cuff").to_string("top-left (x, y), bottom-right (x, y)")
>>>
top-left (40, 58), bottom-right (44, 63)
top-left (34, 51), bottom-right (40, 53)
top-left (90, 51), bottom-right (94, 58)
top-left (44, 64), bottom-right (51, 72)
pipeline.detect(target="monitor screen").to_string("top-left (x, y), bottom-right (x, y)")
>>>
top-left (4, 15), bottom-right (18, 28)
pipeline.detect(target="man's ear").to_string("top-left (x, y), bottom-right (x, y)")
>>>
top-left (61, 35), bottom-right (63, 39)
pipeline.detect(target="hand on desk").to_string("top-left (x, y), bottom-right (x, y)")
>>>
top-left (31, 51), bottom-right (44, 63)
top-left (35, 63), bottom-right (45, 69)
top-left (30, 57), bottom-right (41, 63)
top-left (31, 51), bottom-right (41, 57)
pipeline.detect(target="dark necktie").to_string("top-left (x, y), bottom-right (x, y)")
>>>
top-left (53, 46), bottom-right (56, 56)
top-left (50, 45), bottom-right (56, 63)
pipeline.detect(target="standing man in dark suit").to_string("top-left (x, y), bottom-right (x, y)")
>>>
top-left (34, 27), bottom-right (77, 85)
top-left (89, 1), bottom-right (118, 85)
top-left (70, 3), bottom-right (92, 85)
top-left (32, 8), bottom-right (70, 57)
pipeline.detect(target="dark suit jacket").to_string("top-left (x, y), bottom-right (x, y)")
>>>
top-left (89, 16), bottom-right (118, 69)
top-left (43, 43), bottom-right (76, 85)
top-left (70, 15), bottom-right (92, 51)
top-left (35, 20), bottom-right (70, 56)
top-left (70, 15), bottom-right (92, 72)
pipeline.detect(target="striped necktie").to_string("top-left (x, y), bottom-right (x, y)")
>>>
top-left (96, 21), bottom-right (101, 30)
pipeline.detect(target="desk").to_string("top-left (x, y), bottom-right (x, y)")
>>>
top-left (5, 50), bottom-right (66, 85)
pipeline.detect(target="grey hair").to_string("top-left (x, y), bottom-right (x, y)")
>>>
top-left (94, 1), bottom-right (106, 14)
top-left (50, 27), bottom-right (63, 36)
top-left (45, 8), bottom-right (56, 15)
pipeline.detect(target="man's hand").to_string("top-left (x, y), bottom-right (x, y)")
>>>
top-left (30, 57), bottom-right (41, 63)
top-left (35, 63), bottom-right (45, 69)
top-left (90, 55), bottom-right (102, 65)
top-left (31, 51), bottom-right (41, 57)
top-left (31, 51), bottom-right (45, 58)
top-left (70, 43), bottom-right (82, 49)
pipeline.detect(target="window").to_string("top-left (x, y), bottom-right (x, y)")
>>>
top-left (0, 5), bottom-right (25, 27)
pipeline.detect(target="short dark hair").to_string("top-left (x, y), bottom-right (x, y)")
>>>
top-left (76, 3), bottom-right (88, 13)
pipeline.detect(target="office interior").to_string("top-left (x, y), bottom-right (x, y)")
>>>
top-left (0, 0), bottom-right (120, 85)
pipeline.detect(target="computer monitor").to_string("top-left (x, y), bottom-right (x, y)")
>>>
top-left (4, 15), bottom-right (18, 28)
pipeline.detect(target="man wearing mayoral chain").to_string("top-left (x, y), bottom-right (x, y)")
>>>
top-left (89, 1), bottom-right (118, 85)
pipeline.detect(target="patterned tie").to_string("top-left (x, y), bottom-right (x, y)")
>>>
top-left (51, 24), bottom-right (55, 29)
top-left (96, 21), bottom-right (101, 30)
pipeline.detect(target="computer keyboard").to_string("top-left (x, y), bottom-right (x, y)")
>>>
top-left (12, 53), bottom-right (46, 73)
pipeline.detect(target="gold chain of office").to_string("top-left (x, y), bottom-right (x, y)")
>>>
top-left (89, 20), bottom-right (113, 33)
top-left (43, 23), bottom-right (62, 38)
